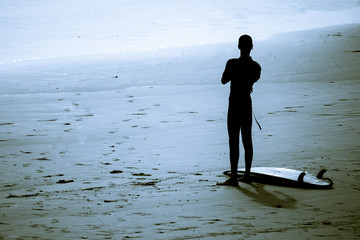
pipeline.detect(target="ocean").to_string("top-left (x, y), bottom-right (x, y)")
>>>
top-left (0, 0), bottom-right (359, 63)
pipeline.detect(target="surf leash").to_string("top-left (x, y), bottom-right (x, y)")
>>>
top-left (253, 110), bottom-right (262, 130)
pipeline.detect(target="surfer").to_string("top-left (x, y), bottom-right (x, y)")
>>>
top-left (218, 35), bottom-right (261, 186)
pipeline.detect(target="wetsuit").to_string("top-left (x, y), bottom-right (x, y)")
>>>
top-left (221, 56), bottom-right (261, 177)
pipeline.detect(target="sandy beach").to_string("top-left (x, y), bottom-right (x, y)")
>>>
top-left (0, 22), bottom-right (359, 239)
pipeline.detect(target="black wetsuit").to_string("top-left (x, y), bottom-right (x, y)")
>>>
top-left (221, 56), bottom-right (261, 177)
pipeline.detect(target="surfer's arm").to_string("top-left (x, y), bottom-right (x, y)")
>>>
top-left (248, 63), bottom-right (261, 93)
top-left (221, 60), bottom-right (232, 85)
top-left (253, 63), bottom-right (261, 83)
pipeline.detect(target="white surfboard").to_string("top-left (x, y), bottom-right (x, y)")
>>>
top-left (224, 167), bottom-right (333, 189)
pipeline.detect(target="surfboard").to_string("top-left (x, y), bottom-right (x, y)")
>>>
top-left (224, 167), bottom-right (333, 189)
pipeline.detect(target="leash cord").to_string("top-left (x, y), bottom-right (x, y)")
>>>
top-left (253, 110), bottom-right (262, 130)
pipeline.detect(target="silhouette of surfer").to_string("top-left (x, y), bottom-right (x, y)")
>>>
top-left (218, 35), bottom-right (261, 186)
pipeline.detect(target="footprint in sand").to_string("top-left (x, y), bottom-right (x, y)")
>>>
top-left (100, 162), bottom-right (112, 165)
top-left (43, 174), bottom-right (64, 178)
top-left (7, 193), bottom-right (40, 198)
top-left (0, 123), bottom-right (14, 126)
top-left (126, 166), bottom-right (139, 169)
top-left (132, 173), bottom-right (152, 176)
top-left (338, 98), bottom-right (359, 101)
top-left (154, 222), bottom-right (176, 226)
top-left (51, 219), bottom-right (59, 224)
top-left (132, 212), bottom-right (152, 216)
top-left (323, 103), bottom-right (337, 106)
top-left (127, 95), bottom-right (135, 103)
top-left (110, 170), bottom-right (123, 174)
top-left (132, 181), bottom-right (157, 186)
top-left (20, 151), bottom-right (33, 154)
top-left (56, 179), bottom-right (74, 184)
top-left (35, 157), bottom-right (50, 161)
top-left (284, 106), bottom-right (304, 109)
top-left (131, 113), bottom-right (147, 116)
top-left (75, 113), bottom-right (94, 118)
top-left (38, 119), bottom-right (57, 122)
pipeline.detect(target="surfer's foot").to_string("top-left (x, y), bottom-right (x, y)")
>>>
top-left (238, 176), bottom-right (251, 184)
top-left (216, 177), bottom-right (239, 187)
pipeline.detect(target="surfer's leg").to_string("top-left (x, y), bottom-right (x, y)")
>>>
top-left (228, 112), bottom-right (241, 178)
top-left (241, 115), bottom-right (253, 179)
top-left (217, 107), bottom-right (240, 187)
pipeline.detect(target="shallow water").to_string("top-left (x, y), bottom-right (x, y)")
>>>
top-left (1, 0), bottom-right (359, 63)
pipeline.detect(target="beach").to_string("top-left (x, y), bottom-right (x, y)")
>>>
top-left (0, 23), bottom-right (359, 239)
top-left (1, 0), bottom-right (360, 238)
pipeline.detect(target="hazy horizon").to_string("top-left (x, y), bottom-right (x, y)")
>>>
top-left (1, 0), bottom-right (360, 63)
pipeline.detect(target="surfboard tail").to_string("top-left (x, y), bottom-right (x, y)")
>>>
top-left (297, 172), bottom-right (306, 182)
top-left (322, 177), bottom-right (333, 188)
top-left (316, 169), bottom-right (327, 179)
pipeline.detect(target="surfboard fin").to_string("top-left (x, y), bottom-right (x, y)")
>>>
top-left (316, 169), bottom-right (327, 179)
top-left (297, 172), bottom-right (306, 182)
top-left (323, 177), bottom-right (334, 188)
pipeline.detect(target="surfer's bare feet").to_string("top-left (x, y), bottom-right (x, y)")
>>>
top-left (238, 176), bottom-right (251, 184)
top-left (217, 177), bottom-right (239, 187)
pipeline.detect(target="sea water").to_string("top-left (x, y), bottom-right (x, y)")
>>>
top-left (0, 0), bottom-right (359, 64)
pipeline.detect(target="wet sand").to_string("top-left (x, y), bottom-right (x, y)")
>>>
top-left (0, 24), bottom-right (359, 239)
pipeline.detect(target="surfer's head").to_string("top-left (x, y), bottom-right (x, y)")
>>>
top-left (238, 35), bottom-right (253, 51)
